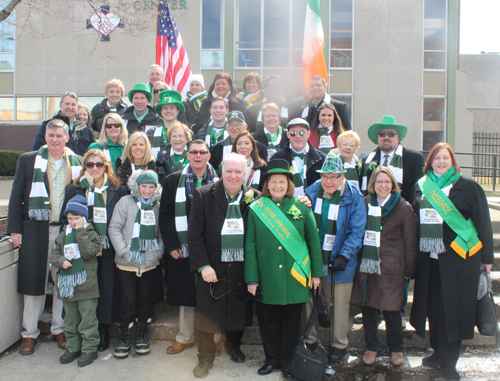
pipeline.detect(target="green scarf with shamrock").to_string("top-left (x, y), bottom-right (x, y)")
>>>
top-left (221, 190), bottom-right (244, 262)
top-left (58, 224), bottom-right (87, 298)
top-left (127, 196), bottom-right (159, 267)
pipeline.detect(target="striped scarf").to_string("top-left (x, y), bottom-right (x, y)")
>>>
top-left (313, 187), bottom-right (341, 274)
top-left (151, 126), bottom-right (169, 159)
top-left (186, 91), bottom-right (207, 111)
top-left (169, 148), bottom-right (189, 170)
top-left (255, 101), bottom-right (289, 132)
top-left (291, 146), bottom-right (308, 196)
top-left (340, 155), bottom-right (361, 191)
top-left (205, 122), bottom-right (228, 148)
top-left (127, 196), bottom-right (159, 267)
top-left (264, 126), bottom-right (284, 160)
top-left (29, 146), bottom-right (81, 221)
top-left (58, 224), bottom-right (88, 298)
top-left (175, 164), bottom-right (219, 258)
top-left (243, 89), bottom-right (261, 106)
top-left (222, 136), bottom-right (233, 159)
top-left (221, 190), bottom-right (244, 262)
top-left (361, 145), bottom-right (403, 194)
top-left (80, 174), bottom-right (110, 249)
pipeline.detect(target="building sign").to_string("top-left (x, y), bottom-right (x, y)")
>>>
top-left (133, 0), bottom-right (187, 10)
top-left (86, 5), bottom-right (124, 41)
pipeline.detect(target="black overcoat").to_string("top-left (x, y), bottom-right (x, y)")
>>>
top-left (188, 181), bottom-right (261, 333)
top-left (409, 176), bottom-right (494, 342)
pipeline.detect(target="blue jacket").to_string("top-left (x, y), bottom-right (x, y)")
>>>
top-left (305, 179), bottom-right (366, 284)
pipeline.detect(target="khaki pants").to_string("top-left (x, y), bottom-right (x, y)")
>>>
top-left (302, 276), bottom-right (353, 349)
top-left (64, 298), bottom-right (99, 353)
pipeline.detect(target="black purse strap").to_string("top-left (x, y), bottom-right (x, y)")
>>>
top-left (302, 289), bottom-right (322, 347)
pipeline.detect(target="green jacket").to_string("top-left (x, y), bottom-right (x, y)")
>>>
top-left (50, 224), bottom-right (101, 302)
top-left (88, 139), bottom-right (124, 170)
top-left (244, 196), bottom-right (323, 305)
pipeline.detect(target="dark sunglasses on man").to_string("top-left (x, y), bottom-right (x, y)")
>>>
top-left (289, 130), bottom-right (307, 137)
top-left (378, 131), bottom-right (397, 138)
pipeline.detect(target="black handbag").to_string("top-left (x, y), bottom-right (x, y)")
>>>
top-left (288, 290), bottom-right (326, 381)
top-left (476, 268), bottom-right (500, 349)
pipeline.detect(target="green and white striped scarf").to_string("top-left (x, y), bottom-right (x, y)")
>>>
top-left (127, 196), bottom-right (159, 267)
top-left (255, 102), bottom-right (289, 132)
top-left (170, 148), bottom-right (188, 170)
top-left (80, 174), bottom-right (110, 249)
top-left (243, 89), bottom-right (261, 107)
top-left (186, 91), bottom-right (207, 111)
top-left (313, 187), bottom-right (341, 274)
top-left (291, 146), bottom-right (308, 196)
top-left (175, 164), bottom-right (219, 258)
top-left (340, 155), bottom-right (361, 191)
top-left (222, 136), bottom-right (233, 159)
top-left (246, 168), bottom-right (261, 190)
top-left (205, 122), bottom-right (228, 148)
top-left (151, 126), bottom-right (169, 159)
top-left (221, 190), bottom-right (244, 262)
top-left (361, 145), bottom-right (403, 193)
top-left (29, 146), bottom-right (82, 221)
top-left (264, 126), bottom-right (284, 160)
top-left (58, 224), bottom-right (88, 299)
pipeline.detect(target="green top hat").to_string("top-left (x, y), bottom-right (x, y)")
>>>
top-left (128, 83), bottom-right (152, 103)
top-left (262, 158), bottom-right (294, 181)
top-left (316, 155), bottom-right (347, 174)
top-left (367, 115), bottom-right (408, 144)
top-left (155, 89), bottom-right (185, 115)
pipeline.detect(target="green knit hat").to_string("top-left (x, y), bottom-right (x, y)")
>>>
top-left (316, 155), bottom-right (347, 174)
top-left (367, 115), bottom-right (408, 144)
top-left (136, 170), bottom-right (159, 186)
top-left (155, 89), bottom-right (185, 115)
top-left (128, 83), bottom-right (152, 103)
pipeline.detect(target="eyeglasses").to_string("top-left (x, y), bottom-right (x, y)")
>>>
top-left (86, 162), bottom-right (105, 169)
top-left (322, 174), bottom-right (342, 181)
top-left (188, 150), bottom-right (209, 156)
top-left (210, 279), bottom-right (231, 300)
top-left (227, 123), bottom-right (244, 129)
top-left (106, 123), bottom-right (121, 129)
top-left (375, 180), bottom-right (392, 185)
top-left (289, 130), bottom-right (307, 137)
top-left (378, 131), bottom-right (397, 138)
top-left (153, 88), bottom-right (167, 94)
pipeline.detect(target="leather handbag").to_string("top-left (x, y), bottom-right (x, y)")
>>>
top-left (476, 268), bottom-right (500, 349)
top-left (288, 289), bottom-right (326, 381)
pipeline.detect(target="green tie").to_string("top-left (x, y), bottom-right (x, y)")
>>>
top-left (292, 151), bottom-right (306, 160)
top-left (383, 154), bottom-right (390, 167)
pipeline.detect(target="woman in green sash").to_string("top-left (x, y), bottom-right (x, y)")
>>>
top-left (410, 143), bottom-right (493, 381)
top-left (245, 158), bottom-right (323, 378)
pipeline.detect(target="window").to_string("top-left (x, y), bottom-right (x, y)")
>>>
top-left (0, 0), bottom-right (15, 72)
top-left (424, 0), bottom-right (447, 70)
top-left (16, 97), bottom-right (43, 121)
top-left (330, 0), bottom-right (353, 68)
top-left (201, 0), bottom-right (223, 68)
top-left (423, 97), bottom-right (446, 151)
top-left (0, 97), bottom-right (14, 120)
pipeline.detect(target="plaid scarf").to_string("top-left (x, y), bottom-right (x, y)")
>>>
top-left (361, 145), bottom-right (403, 194)
top-left (80, 174), bottom-right (110, 249)
top-left (205, 122), bottom-right (228, 148)
top-left (243, 89), bottom-right (261, 106)
top-left (127, 196), bottom-right (159, 267)
top-left (313, 187), bottom-right (341, 274)
top-left (29, 146), bottom-right (82, 220)
top-left (58, 224), bottom-right (88, 298)
top-left (175, 164), bottom-right (219, 258)
top-left (186, 91), bottom-right (207, 111)
top-left (221, 190), bottom-right (244, 262)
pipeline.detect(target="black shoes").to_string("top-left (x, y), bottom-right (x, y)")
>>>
top-left (329, 347), bottom-right (347, 363)
top-left (59, 350), bottom-right (81, 364)
top-left (258, 364), bottom-right (279, 375)
top-left (422, 353), bottom-right (438, 366)
top-left (77, 351), bottom-right (98, 367)
top-left (98, 325), bottom-right (110, 352)
top-left (441, 367), bottom-right (460, 381)
top-left (114, 324), bottom-right (132, 359)
top-left (283, 369), bottom-right (294, 379)
top-left (229, 348), bottom-right (246, 363)
top-left (135, 322), bottom-right (151, 355)
top-left (318, 313), bottom-right (330, 328)
top-left (193, 361), bottom-right (214, 378)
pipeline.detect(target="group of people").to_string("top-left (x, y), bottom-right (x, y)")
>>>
top-left (6, 67), bottom-right (493, 381)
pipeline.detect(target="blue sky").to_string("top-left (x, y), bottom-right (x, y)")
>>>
top-left (460, 0), bottom-right (500, 54)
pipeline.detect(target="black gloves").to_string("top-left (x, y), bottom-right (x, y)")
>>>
top-left (332, 255), bottom-right (349, 272)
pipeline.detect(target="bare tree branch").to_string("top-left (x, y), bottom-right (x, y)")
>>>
top-left (0, 0), bottom-right (22, 22)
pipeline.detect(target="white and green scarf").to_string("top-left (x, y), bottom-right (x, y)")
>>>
top-left (317, 125), bottom-right (335, 153)
top-left (361, 145), bottom-right (403, 193)
top-left (127, 196), bottom-right (159, 267)
top-left (222, 136), bottom-right (233, 159)
top-left (340, 155), bottom-right (361, 191)
top-left (221, 190), bottom-right (244, 262)
top-left (170, 148), bottom-right (189, 170)
top-left (205, 122), bottom-right (228, 148)
top-left (264, 126), bottom-right (284, 160)
top-left (291, 146), bottom-right (309, 196)
top-left (243, 89), bottom-right (261, 107)
top-left (186, 91), bottom-right (207, 111)
top-left (29, 146), bottom-right (81, 220)
top-left (175, 164), bottom-right (219, 258)
top-left (80, 174), bottom-right (110, 249)
top-left (151, 126), bottom-right (169, 159)
top-left (58, 224), bottom-right (88, 298)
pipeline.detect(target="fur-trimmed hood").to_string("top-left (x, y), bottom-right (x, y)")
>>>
top-left (127, 171), bottom-right (162, 203)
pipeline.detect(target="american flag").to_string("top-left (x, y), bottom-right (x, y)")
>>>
top-left (156, 1), bottom-right (191, 97)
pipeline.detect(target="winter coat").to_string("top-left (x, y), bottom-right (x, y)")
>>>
top-left (88, 139), bottom-right (125, 171)
top-left (409, 176), bottom-right (494, 342)
top-left (115, 158), bottom-right (157, 188)
top-left (32, 112), bottom-right (95, 156)
top-left (244, 196), bottom-right (323, 305)
top-left (50, 224), bottom-right (101, 302)
top-left (122, 105), bottom-right (163, 135)
top-left (188, 181), bottom-right (261, 333)
top-left (194, 93), bottom-right (246, 134)
top-left (270, 141), bottom-right (326, 189)
top-left (350, 196), bottom-right (418, 311)
top-left (252, 128), bottom-right (290, 158)
top-left (90, 98), bottom-right (127, 133)
top-left (108, 182), bottom-right (164, 269)
top-left (305, 179), bottom-right (366, 284)
top-left (182, 97), bottom-right (198, 128)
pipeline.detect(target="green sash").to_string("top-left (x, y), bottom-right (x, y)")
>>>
top-left (418, 175), bottom-right (482, 259)
top-left (250, 197), bottom-right (311, 287)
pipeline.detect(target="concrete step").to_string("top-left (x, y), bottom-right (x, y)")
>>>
top-left (494, 253), bottom-right (500, 269)
top-left (494, 234), bottom-right (500, 252)
top-left (491, 271), bottom-right (500, 293)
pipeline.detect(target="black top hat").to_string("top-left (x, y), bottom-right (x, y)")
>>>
top-left (262, 158), bottom-right (294, 182)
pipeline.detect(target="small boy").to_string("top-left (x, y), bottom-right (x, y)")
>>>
top-left (50, 194), bottom-right (102, 367)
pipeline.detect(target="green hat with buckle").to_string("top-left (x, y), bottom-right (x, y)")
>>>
top-left (128, 83), bottom-right (152, 103)
top-left (316, 154), bottom-right (346, 174)
top-left (367, 115), bottom-right (408, 144)
top-left (155, 89), bottom-right (185, 115)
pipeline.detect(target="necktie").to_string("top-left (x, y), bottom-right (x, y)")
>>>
top-left (291, 151), bottom-right (306, 160)
top-left (383, 154), bottom-right (390, 167)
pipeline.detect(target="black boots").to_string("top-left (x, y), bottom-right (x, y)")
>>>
top-left (114, 323), bottom-right (132, 359)
top-left (98, 324), bottom-right (110, 352)
top-left (135, 322), bottom-right (151, 355)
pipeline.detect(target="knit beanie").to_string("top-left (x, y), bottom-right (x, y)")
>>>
top-left (187, 74), bottom-right (205, 91)
top-left (64, 194), bottom-right (89, 220)
top-left (136, 170), bottom-right (159, 187)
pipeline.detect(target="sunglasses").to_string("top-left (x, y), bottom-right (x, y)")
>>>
top-left (188, 150), bottom-right (209, 156)
top-left (86, 161), bottom-right (105, 169)
top-left (289, 130), bottom-right (307, 137)
top-left (106, 123), bottom-right (121, 129)
top-left (154, 88), bottom-right (167, 94)
top-left (378, 131), bottom-right (397, 138)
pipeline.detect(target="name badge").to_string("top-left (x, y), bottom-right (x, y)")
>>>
top-left (222, 218), bottom-right (244, 235)
top-left (318, 135), bottom-right (334, 149)
top-left (323, 234), bottom-right (335, 251)
top-left (348, 180), bottom-right (360, 190)
top-left (64, 243), bottom-right (80, 260)
top-left (420, 208), bottom-right (443, 224)
top-left (267, 148), bottom-right (276, 161)
top-left (141, 210), bottom-right (156, 225)
top-left (93, 207), bottom-right (107, 224)
top-left (363, 231), bottom-right (379, 247)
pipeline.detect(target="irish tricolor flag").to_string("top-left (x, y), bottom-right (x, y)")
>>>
top-left (302, 0), bottom-right (328, 94)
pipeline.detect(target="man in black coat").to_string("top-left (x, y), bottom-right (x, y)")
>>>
top-left (32, 92), bottom-right (95, 156)
top-left (121, 83), bottom-right (162, 135)
top-left (209, 110), bottom-right (267, 170)
top-left (288, 75), bottom-right (352, 130)
top-left (8, 119), bottom-right (82, 355)
top-left (159, 140), bottom-right (220, 356)
top-left (270, 118), bottom-right (326, 196)
top-left (188, 153), bottom-right (261, 378)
